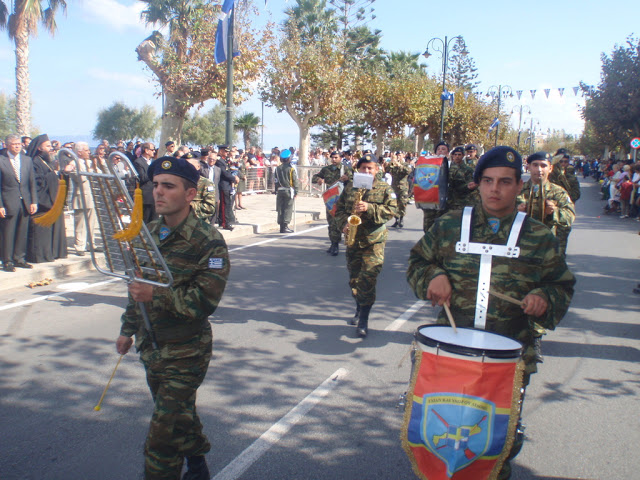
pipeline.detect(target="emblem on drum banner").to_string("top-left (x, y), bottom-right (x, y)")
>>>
top-left (422, 394), bottom-right (493, 477)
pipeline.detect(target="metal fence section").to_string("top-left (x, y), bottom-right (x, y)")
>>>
top-left (242, 165), bottom-right (326, 197)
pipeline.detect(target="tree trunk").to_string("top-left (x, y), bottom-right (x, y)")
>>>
top-left (298, 125), bottom-right (310, 167)
top-left (375, 127), bottom-right (386, 157)
top-left (14, 19), bottom-right (31, 136)
top-left (159, 91), bottom-right (187, 148)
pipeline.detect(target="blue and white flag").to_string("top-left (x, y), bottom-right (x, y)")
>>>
top-left (488, 117), bottom-right (500, 132)
top-left (440, 90), bottom-right (455, 108)
top-left (215, 0), bottom-right (241, 64)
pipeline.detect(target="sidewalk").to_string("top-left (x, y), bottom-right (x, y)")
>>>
top-left (0, 193), bottom-right (325, 292)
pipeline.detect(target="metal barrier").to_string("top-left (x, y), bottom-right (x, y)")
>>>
top-left (242, 165), bottom-right (326, 197)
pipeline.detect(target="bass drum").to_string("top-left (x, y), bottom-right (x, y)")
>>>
top-left (414, 155), bottom-right (448, 210)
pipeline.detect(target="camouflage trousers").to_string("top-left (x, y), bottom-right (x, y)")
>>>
top-left (325, 207), bottom-right (342, 244)
top-left (555, 226), bottom-right (571, 256)
top-left (140, 333), bottom-right (213, 480)
top-left (346, 241), bottom-right (385, 306)
top-left (393, 186), bottom-right (409, 218)
top-left (422, 208), bottom-right (444, 233)
top-left (276, 190), bottom-right (294, 226)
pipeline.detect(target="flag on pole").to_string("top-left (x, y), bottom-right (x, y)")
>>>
top-left (215, 0), bottom-right (240, 64)
top-left (488, 117), bottom-right (500, 132)
top-left (530, 90), bottom-right (536, 99)
top-left (558, 88), bottom-right (564, 97)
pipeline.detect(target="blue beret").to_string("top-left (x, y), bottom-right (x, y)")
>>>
top-left (473, 146), bottom-right (522, 183)
top-left (435, 141), bottom-right (450, 152)
top-left (527, 151), bottom-right (551, 164)
top-left (149, 156), bottom-right (199, 186)
top-left (280, 149), bottom-right (291, 159)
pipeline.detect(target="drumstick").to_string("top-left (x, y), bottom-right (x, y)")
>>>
top-left (489, 289), bottom-right (524, 307)
top-left (442, 303), bottom-right (457, 333)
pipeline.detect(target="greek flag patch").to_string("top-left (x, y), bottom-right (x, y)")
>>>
top-left (208, 257), bottom-right (224, 269)
top-left (391, 193), bottom-right (397, 199)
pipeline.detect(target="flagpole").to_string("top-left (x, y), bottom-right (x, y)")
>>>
top-left (487, 84), bottom-right (512, 146)
top-left (225, 7), bottom-right (235, 146)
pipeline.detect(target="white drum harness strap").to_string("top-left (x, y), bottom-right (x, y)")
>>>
top-left (455, 206), bottom-right (527, 329)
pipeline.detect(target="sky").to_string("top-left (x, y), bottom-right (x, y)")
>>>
top-left (0, 0), bottom-right (637, 149)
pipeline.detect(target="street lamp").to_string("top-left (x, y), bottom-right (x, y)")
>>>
top-left (526, 117), bottom-right (540, 156)
top-left (423, 35), bottom-right (467, 142)
top-left (486, 85), bottom-right (512, 147)
top-left (511, 105), bottom-right (531, 151)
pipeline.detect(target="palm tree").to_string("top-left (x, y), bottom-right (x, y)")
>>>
top-left (234, 112), bottom-right (260, 151)
top-left (0, 1), bottom-right (67, 136)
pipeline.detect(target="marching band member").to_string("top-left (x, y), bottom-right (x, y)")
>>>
top-left (407, 146), bottom-right (575, 479)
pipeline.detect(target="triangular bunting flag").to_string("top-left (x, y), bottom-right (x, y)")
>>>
top-left (558, 88), bottom-right (564, 97)
top-left (530, 90), bottom-right (536, 99)
top-left (516, 90), bottom-right (523, 99)
top-left (573, 86), bottom-right (579, 96)
top-left (464, 91), bottom-right (470, 100)
top-left (544, 89), bottom-right (551, 98)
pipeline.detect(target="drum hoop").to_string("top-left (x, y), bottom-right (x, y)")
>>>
top-left (415, 325), bottom-right (522, 359)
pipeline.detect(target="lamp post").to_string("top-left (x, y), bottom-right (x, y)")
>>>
top-left (527, 117), bottom-right (540, 156)
top-left (486, 85), bottom-right (512, 146)
top-left (423, 35), bottom-right (468, 142)
top-left (511, 105), bottom-right (531, 151)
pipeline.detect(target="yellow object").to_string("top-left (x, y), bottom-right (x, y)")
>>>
top-left (94, 354), bottom-right (125, 412)
top-left (345, 189), bottom-right (364, 247)
top-left (34, 179), bottom-right (67, 227)
top-left (94, 406), bottom-right (101, 411)
top-left (113, 185), bottom-right (143, 241)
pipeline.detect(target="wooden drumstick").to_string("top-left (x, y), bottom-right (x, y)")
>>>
top-left (443, 303), bottom-right (457, 333)
top-left (489, 289), bottom-right (524, 307)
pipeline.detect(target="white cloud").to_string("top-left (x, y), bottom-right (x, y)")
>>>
top-left (79, 0), bottom-right (148, 33)
top-left (87, 67), bottom-right (155, 91)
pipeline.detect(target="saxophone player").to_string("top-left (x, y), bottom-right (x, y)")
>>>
top-left (335, 153), bottom-right (398, 337)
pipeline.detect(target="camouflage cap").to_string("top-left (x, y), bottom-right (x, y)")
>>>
top-left (473, 146), bottom-right (522, 183)
top-left (149, 156), bottom-right (200, 186)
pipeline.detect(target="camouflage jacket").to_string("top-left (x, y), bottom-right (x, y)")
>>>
top-left (120, 210), bottom-right (230, 349)
top-left (335, 178), bottom-right (398, 247)
top-left (312, 164), bottom-right (352, 186)
top-left (384, 161), bottom-right (412, 191)
top-left (446, 161), bottom-right (478, 210)
top-left (191, 176), bottom-right (217, 220)
top-left (407, 207), bottom-right (575, 372)
top-left (549, 166), bottom-right (581, 202)
top-left (517, 180), bottom-right (575, 233)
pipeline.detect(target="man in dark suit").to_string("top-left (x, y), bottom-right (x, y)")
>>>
top-left (215, 145), bottom-right (239, 230)
top-left (0, 134), bottom-right (38, 271)
top-left (132, 142), bottom-right (158, 223)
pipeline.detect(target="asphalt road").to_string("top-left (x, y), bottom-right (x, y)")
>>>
top-left (1, 178), bottom-right (638, 480)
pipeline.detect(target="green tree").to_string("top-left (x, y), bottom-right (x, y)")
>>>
top-left (136, 0), bottom-right (272, 147)
top-left (93, 102), bottom-right (159, 143)
top-left (181, 104), bottom-right (226, 147)
top-left (0, 0), bottom-right (67, 135)
top-left (234, 112), bottom-right (260, 150)
top-left (447, 37), bottom-right (479, 91)
top-left (0, 91), bottom-right (17, 139)
top-left (581, 36), bottom-right (640, 153)
top-left (284, 0), bottom-right (338, 44)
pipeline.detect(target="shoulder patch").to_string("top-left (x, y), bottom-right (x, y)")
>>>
top-left (208, 257), bottom-right (225, 269)
top-left (390, 192), bottom-right (397, 199)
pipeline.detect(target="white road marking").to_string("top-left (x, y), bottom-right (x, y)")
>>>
top-left (0, 278), bottom-right (119, 312)
top-left (228, 225), bottom-right (326, 252)
top-left (211, 367), bottom-right (349, 480)
top-left (385, 300), bottom-right (427, 331)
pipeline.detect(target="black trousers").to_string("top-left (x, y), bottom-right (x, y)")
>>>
top-left (1, 203), bottom-right (30, 263)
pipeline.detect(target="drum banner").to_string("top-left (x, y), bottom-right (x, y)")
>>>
top-left (322, 181), bottom-right (343, 216)
top-left (402, 346), bottom-right (524, 480)
top-left (414, 156), bottom-right (447, 209)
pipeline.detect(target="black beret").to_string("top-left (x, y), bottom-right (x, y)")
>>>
top-left (363, 149), bottom-right (372, 154)
top-left (435, 141), bottom-right (450, 153)
top-left (465, 144), bottom-right (477, 151)
top-left (217, 144), bottom-right (230, 152)
top-left (555, 148), bottom-right (568, 156)
top-left (451, 146), bottom-right (465, 155)
top-left (149, 156), bottom-right (199, 186)
top-left (181, 151), bottom-right (200, 160)
top-left (357, 153), bottom-right (377, 168)
top-left (527, 151), bottom-right (551, 164)
top-left (165, 140), bottom-right (175, 147)
top-left (473, 146), bottom-right (522, 183)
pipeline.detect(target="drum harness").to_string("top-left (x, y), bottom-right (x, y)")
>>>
top-left (455, 206), bottom-right (527, 330)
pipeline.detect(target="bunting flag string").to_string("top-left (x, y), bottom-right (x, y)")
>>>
top-left (573, 86), bottom-right (579, 96)
top-left (516, 90), bottom-right (523, 99)
top-left (544, 88), bottom-right (550, 98)
top-left (558, 88), bottom-right (564, 97)
top-left (530, 89), bottom-right (536, 99)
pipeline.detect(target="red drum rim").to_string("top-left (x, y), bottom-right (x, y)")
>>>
top-left (415, 325), bottom-right (522, 359)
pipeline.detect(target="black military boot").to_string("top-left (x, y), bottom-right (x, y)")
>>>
top-left (357, 305), bottom-right (372, 337)
top-left (398, 216), bottom-right (404, 228)
top-left (326, 243), bottom-right (333, 253)
top-left (182, 456), bottom-right (210, 480)
top-left (330, 242), bottom-right (339, 256)
top-left (280, 224), bottom-right (293, 233)
top-left (350, 303), bottom-right (360, 325)
top-left (391, 218), bottom-right (399, 228)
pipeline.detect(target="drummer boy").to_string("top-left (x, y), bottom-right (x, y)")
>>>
top-left (406, 146), bottom-right (575, 479)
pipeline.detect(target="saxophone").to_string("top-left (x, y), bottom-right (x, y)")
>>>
top-left (345, 189), bottom-right (364, 247)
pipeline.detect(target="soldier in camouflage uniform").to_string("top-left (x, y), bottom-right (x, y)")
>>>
top-left (385, 156), bottom-right (412, 228)
top-left (312, 151), bottom-right (351, 255)
top-left (446, 146), bottom-right (478, 211)
top-left (517, 152), bottom-right (576, 255)
top-left (116, 157), bottom-right (230, 480)
top-left (421, 141), bottom-right (450, 233)
top-left (274, 149), bottom-right (300, 233)
top-left (335, 153), bottom-right (398, 337)
top-left (464, 143), bottom-right (480, 167)
top-left (185, 154), bottom-right (217, 222)
top-left (549, 150), bottom-right (580, 253)
top-left (407, 146), bottom-right (575, 480)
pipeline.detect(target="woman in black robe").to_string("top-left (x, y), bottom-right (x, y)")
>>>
top-left (26, 134), bottom-right (69, 262)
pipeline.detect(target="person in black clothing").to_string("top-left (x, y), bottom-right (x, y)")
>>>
top-left (132, 142), bottom-right (158, 223)
top-left (215, 145), bottom-right (239, 230)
